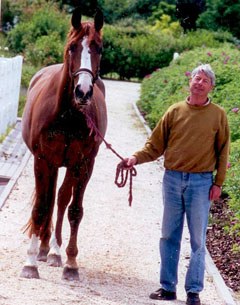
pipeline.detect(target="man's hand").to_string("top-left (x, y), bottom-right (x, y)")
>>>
top-left (209, 184), bottom-right (222, 201)
top-left (123, 156), bottom-right (137, 168)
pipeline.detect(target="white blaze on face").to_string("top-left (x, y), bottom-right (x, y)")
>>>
top-left (77, 36), bottom-right (93, 94)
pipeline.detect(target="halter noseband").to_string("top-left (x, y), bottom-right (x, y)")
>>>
top-left (72, 68), bottom-right (99, 84)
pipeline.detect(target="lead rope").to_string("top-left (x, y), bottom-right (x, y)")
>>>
top-left (85, 112), bottom-right (137, 206)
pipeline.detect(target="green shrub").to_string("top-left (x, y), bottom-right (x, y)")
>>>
top-left (7, 22), bottom-right (33, 53)
top-left (224, 140), bottom-right (240, 227)
top-left (139, 44), bottom-right (240, 135)
top-left (101, 26), bottom-right (235, 80)
top-left (7, 6), bottom-right (68, 56)
top-left (7, 8), bottom-right (236, 80)
top-left (21, 64), bottom-right (38, 88)
top-left (18, 94), bottom-right (26, 117)
top-left (25, 32), bottom-right (64, 66)
top-left (19, 64), bottom-right (39, 117)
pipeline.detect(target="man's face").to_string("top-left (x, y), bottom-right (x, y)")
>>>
top-left (189, 71), bottom-right (213, 97)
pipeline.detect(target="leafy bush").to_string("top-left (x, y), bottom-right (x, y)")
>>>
top-left (150, 14), bottom-right (182, 37)
top-left (101, 25), bottom-right (177, 79)
top-left (18, 94), bottom-right (27, 118)
top-left (7, 5), bottom-right (236, 80)
top-left (139, 44), bottom-right (240, 133)
top-left (7, 6), bottom-right (69, 55)
top-left (101, 26), bottom-right (235, 80)
top-left (225, 140), bottom-right (240, 217)
top-left (25, 32), bottom-right (64, 66)
top-left (21, 64), bottom-right (38, 88)
top-left (18, 64), bottom-right (39, 117)
top-left (197, 0), bottom-right (240, 39)
top-left (98, 0), bottom-right (161, 24)
top-left (7, 22), bottom-right (33, 53)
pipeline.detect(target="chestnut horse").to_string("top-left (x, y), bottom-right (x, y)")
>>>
top-left (20, 8), bottom-right (107, 280)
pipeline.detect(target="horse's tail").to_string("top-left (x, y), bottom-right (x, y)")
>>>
top-left (22, 219), bottom-right (33, 237)
top-left (22, 190), bottom-right (36, 237)
top-left (22, 189), bottom-right (54, 239)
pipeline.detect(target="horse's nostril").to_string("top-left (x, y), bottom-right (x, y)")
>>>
top-left (86, 86), bottom-right (93, 99)
top-left (75, 85), bottom-right (93, 103)
top-left (75, 85), bottom-right (84, 100)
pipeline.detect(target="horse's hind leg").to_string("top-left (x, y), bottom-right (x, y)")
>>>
top-left (37, 165), bottom-right (58, 262)
top-left (62, 158), bottom-right (95, 281)
top-left (47, 169), bottom-right (73, 267)
top-left (21, 157), bottom-right (58, 279)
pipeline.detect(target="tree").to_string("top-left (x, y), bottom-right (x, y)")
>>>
top-left (197, 0), bottom-right (240, 38)
top-left (97, 0), bottom-right (163, 24)
top-left (131, 0), bottom-right (162, 18)
top-left (56, 0), bottom-right (98, 15)
top-left (148, 1), bottom-right (177, 25)
top-left (176, 0), bottom-right (206, 32)
top-left (1, 0), bottom-right (17, 31)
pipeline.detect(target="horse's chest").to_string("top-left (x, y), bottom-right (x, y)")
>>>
top-left (41, 129), bottom-right (96, 167)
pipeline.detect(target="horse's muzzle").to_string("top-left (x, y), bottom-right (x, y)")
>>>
top-left (74, 84), bottom-right (93, 104)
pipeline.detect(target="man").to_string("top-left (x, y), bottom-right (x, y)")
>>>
top-left (125, 64), bottom-right (230, 305)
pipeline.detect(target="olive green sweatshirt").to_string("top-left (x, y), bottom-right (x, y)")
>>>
top-left (134, 100), bottom-right (230, 186)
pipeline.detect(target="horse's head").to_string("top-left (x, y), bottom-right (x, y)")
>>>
top-left (66, 8), bottom-right (104, 108)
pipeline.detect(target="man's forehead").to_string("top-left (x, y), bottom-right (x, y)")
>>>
top-left (193, 71), bottom-right (210, 79)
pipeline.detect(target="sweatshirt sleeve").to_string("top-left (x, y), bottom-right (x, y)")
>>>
top-left (214, 111), bottom-right (230, 186)
top-left (133, 112), bottom-right (170, 164)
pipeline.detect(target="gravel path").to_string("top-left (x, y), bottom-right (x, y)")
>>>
top-left (0, 80), bottom-right (225, 305)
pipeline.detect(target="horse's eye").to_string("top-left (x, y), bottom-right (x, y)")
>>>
top-left (69, 44), bottom-right (76, 53)
top-left (90, 42), bottom-right (102, 55)
top-left (96, 46), bottom-right (103, 54)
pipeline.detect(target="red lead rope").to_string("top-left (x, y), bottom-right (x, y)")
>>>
top-left (114, 161), bottom-right (137, 206)
top-left (85, 112), bottom-right (137, 206)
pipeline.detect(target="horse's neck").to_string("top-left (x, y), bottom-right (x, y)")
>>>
top-left (56, 64), bottom-right (73, 112)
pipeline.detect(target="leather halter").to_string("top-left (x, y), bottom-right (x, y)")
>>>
top-left (72, 68), bottom-right (99, 84)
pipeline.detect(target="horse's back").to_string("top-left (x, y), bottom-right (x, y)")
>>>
top-left (29, 64), bottom-right (63, 91)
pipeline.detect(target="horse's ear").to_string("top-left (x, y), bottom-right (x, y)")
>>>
top-left (94, 9), bottom-right (104, 32)
top-left (71, 7), bottom-right (82, 30)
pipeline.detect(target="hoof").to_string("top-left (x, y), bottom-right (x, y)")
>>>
top-left (47, 254), bottom-right (63, 267)
top-left (37, 249), bottom-right (49, 262)
top-left (62, 266), bottom-right (80, 281)
top-left (20, 266), bottom-right (40, 279)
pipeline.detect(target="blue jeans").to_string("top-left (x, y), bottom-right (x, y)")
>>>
top-left (160, 170), bottom-right (212, 293)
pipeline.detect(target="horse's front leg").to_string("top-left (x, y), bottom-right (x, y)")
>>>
top-left (62, 159), bottom-right (95, 281)
top-left (47, 169), bottom-right (73, 267)
top-left (20, 156), bottom-right (58, 279)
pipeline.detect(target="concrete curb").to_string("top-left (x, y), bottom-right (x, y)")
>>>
top-left (132, 100), bottom-right (237, 305)
top-left (206, 249), bottom-right (236, 305)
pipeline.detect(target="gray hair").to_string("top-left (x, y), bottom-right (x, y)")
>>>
top-left (191, 64), bottom-right (216, 86)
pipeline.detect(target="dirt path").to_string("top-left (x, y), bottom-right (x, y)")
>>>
top-left (0, 80), bottom-right (225, 305)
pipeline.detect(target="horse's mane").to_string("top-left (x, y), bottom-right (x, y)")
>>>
top-left (64, 21), bottom-right (102, 61)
